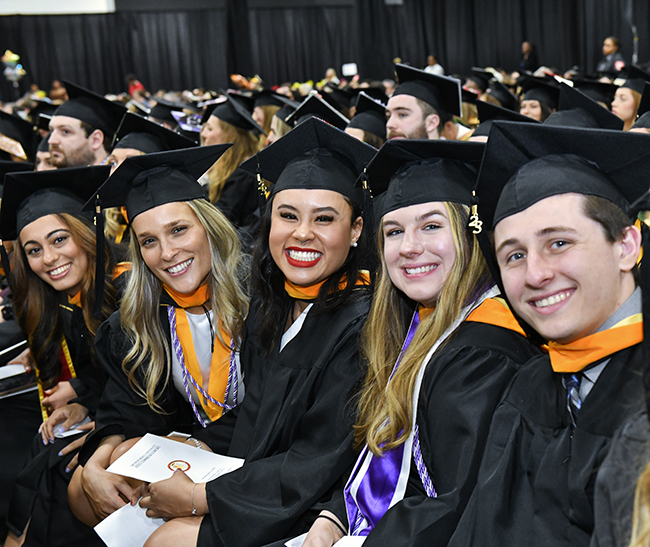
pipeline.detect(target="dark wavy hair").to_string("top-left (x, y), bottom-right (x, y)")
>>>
top-left (11, 213), bottom-right (117, 389)
top-left (251, 193), bottom-right (367, 352)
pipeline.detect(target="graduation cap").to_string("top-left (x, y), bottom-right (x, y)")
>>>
top-left (393, 63), bottom-right (462, 116)
top-left (321, 84), bottom-right (355, 113)
top-left (572, 79), bottom-right (617, 109)
top-left (54, 81), bottom-right (127, 137)
top-left (472, 100), bottom-right (539, 138)
top-left (253, 89), bottom-right (299, 110)
top-left (239, 117), bottom-right (376, 205)
top-left (468, 68), bottom-right (492, 93)
top-left (274, 104), bottom-right (296, 124)
top-left (37, 137), bottom-right (49, 153)
top-left (638, 83), bottom-right (650, 118)
top-left (0, 111), bottom-right (39, 161)
top-left (36, 114), bottom-right (51, 132)
top-left (352, 85), bottom-right (389, 106)
top-left (88, 144), bottom-right (231, 222)
top-left (346, 92), bottom-right (387, 141)
top-left (205, 92), bottom-right (266, 135)
top-left (520, 78), bottom-right (560, 110)
top-left (148, 98), bottom-right (186, 127)
top-left (621, 65), bottom-right (650, 95)
top-left (632, 112), bottom-right (650, 130)
top-left (1, 165), bottom-right (111, 240)
top-left (0, 161), bottom-right (33, 199)
top-left (285, 95), bottom-right (350, 131)
top-left (112, 112), bottom-right (197, 154)
top-left (474, 121), bottom-right (650, 233)
top-left (366, 139), bottom-right (485, 220)
top-left (461, 87), bottom-right (480, 104)
top-left (487, 81), bottom-right (519, 111)
top-left (543, 84), bottom-right (623, 130)
top-left (28, 99), bottom-right (57, 124)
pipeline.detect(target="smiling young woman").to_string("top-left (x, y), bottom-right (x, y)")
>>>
top-left (67, 145), bottom-right (249, 528)
top-left (2, 165), bottom-right (119, 547)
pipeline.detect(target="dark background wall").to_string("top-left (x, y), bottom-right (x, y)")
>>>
top-left (0, 0), bottom-right (648, 100)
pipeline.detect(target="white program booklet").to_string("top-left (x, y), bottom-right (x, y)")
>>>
top-left (106, 433), bottom-right (244, 483)
top-left (95, 433), bottom-right (244, 547)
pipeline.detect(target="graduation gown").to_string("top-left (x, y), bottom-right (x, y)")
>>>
top-left (322, 316), bottom-right (539, 547)
top-left (213, 168), bottom-right (260, 241)
top-left (80, 296), bottom-right (238, 461)
top-left (448, 343), bottom-right (646, 547)
top-left (590, 410), bottom-right (650, 547)
top-left (6, 300), bottom-right (108, 547)
top-left (195, 293), bottom-right (371, 547)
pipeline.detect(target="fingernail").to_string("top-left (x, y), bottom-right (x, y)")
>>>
top-left (59, 427), bottom-right (66, 433)
top-left (58, 451), bottom-right (63, 456)
top-left (43, 439), bottom-right (47, 445)
top-left (65, 468), bottom-right (70, 473)
top-left (49, 438), bottom-right (54, 444)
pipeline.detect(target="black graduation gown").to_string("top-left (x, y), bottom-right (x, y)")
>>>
top-left (6, 301), bottom-right (108, 547)
top-left (318, 319), bottom-right (539, 547)
top-left (79, 297), bottom-right (238, 461)
top-left (194, 294), bottom-right (371, 547)
top-left (590, 410), bottom-right (650, 547)
top-left (448, 344), bottom-right (646, 547)
top-left (213, 168), bottom-right (260, 241)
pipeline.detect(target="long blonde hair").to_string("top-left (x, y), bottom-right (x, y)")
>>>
top-left (355, 202), bottom-right (492, 455)
top-left (119, 198), bottom-right (249, 412)
top-left (206, 118), bottom-right (262, 203)
top-left (630, 460), bottom-right (650, 547)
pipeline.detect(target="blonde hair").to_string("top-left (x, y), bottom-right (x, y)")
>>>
top-left (119, 198), bottom-right (249, 411)
top-left (206, 117), bottom-right (262, 203)
top-left (355, 202), bottom-right (492, 454)
top-left (630, 461), bottom-right (650, 547)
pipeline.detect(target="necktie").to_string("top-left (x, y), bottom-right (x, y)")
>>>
top-left (564, 373), bottom-right (582, 425)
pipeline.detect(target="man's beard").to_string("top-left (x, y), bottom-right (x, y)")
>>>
top-left (386, 124), bottom-right (429, 140)
top-left (50, 144), bottom-right (96, 168)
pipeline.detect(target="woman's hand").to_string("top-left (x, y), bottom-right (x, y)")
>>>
top-left (140, 470), bottom-right (208, 519)
top-left (42, 380), bottom-right (77, 412)
top-left (80, 436), bottom-right (141, 520)
top-left (302, 512), bottom-right (345, 547)
top-left (8, 347), bottom-right (33, 373)
top-left (40, 402), bottom-right (90, 444)
top-left (60, 424), bottom-right (95, 474)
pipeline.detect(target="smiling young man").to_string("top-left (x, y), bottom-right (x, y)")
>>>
top-left (447, 122), bottom-right (650, 547)
top-left (48, 81), bottom-right (126, 168)
top-left (385, 64), bottom-right (461, 141)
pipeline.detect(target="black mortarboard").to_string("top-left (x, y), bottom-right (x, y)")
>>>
top-left (285, 95), bottom-right (350, 131)
top-left (347, 92), bottom-right (387, 141)
top-left (148, 98), bottom-right (185, 127)
top-left (37, 137), bottom-right (49, 153)
top-left (275, 104), bottom-right (296, 124)
top-left (468, 68), bottom-right (492, 93)
top-left (253, 89), bottom-right (299, 109)
top-left (472, 100), bottom-right (539, 138)
top-left (521, 78), bottom-right (560, 110)
top-left (487, 81), bottom-right (519, 111)
top-left (622, 65), bottom-right (650, 95)
top-left (54, 81), bottom-right (127, 137)
top-left (88, 145), bottom-right (231, 222)
top-left (239, 117), bottom-right (376, 205)
top-left (366, 139), bottom-right (485, 219)
top-left (208, 93), bottom-right (266, 135)
top-left (0, 111), bottom-right (39, 161)
top-left (0, 161), bottom-right (33, 199)
top-left (475, 121), bottom-right (650, 232)
top-left (112, 112), bottom-right (197, 154)
top-left (321, 84), bottom-right (355, 113)
top-left (572, 79), bottom-right (617, 108)
top-left (543, 84), bottom-right (623, 130)
top-left (353, 85), bottom-right (389, 106)
top-left (1, 165), bottom-right (111, 240)
top-left (28, 99), bottom-right (57, 124)
top-left (36, 114), bottom-right (51, 132)
top-left (393, 63), bottom-right (462, 116)
top-left (200, 98), bottom-right (226, 125)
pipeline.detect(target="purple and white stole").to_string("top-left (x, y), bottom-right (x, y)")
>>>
top-left (343, 287), bottom-right (498, 537)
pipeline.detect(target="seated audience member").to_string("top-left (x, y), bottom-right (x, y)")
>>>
top-left (3, 165), bottom-right (118, 547)
top-left (300, 139), bottom-right (538, 547)
top-left (447, 121), bottom-right (650, 547)
top-left (68, 145), bottom-right (248, 526)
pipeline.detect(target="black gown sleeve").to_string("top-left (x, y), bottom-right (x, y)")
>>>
top-left (362, 322), bottom-right (537, 547)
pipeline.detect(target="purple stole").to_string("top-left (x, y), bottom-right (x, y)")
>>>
top-left (343, 288), bottom-right (498, 537)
